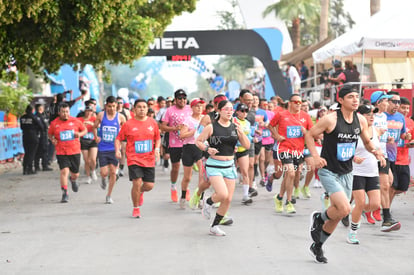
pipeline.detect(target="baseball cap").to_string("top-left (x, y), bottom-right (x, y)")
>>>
top-left (357, 104), bottom-right (374, 115)
top-left (213, 94), bottom-right (227, 104)
top-left (338, 85), bottom-right (357, 98)
top-left (329, 103), bottom-right (339, 111)
top-left (85, 106), bottom-right (93, 111)
top-left (166, 97), bottom-right (173, 102)
top-left (236, 103), bottom-right (249, 112)
top-left (124, 103), bottom-right (130, 109)
top-left (370, 91), bottom-right (393, 104)
top-left (174, 89), bottom-right (187, 98)
top-left (333, 59), bottom-right (342, 68)
top-left (190, 98), bottom-right (205, 107)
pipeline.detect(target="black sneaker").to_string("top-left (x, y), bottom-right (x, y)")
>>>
top-left (341, 214), bottom-right (350, 227)
top-left (309, 243), bottom-right (328, 264)
top-left (291, 197), bottom-right (296, 204)
top-left (43, 166), bottom-right (53, 171)
top-left (71, 179), bottom-right (79, 192)
top-left (381, 218), bottom-right (401, 232)
top-left (309, 211), bottom-right (324, 243)
top-left (61, 193), bottom-right (69, 203)
top-left (248, 187), bottom-right (258, 197)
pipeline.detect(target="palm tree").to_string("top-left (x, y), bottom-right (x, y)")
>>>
top-left (263, 0), bottom-right (320, 49)
top-left (319, 0), bottom-right (329, 41)
top-left (370, 0), bottom-right (380, 15)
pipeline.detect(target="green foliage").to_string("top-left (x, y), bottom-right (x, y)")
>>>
top-left (0, 0), bottom-right (196, 73)
top-left (0, 72), bottom-right (32, 116)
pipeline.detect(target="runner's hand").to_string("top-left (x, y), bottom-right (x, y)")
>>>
top-left (115, 151), bottom-right (122, 160)
top-left (353, 156), bottom-right (365, 164)
top-left (313, 155), bottom-right (327, 169)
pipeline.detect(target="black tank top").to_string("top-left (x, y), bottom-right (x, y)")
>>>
top-left (208, 121), bottom-right (238, 156)
top-left (321, 110), bottom-right (361, 175)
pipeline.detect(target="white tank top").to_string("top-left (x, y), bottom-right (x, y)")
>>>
top-left (353, 126), bottom-right (380, 177)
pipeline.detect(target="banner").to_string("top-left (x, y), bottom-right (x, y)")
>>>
top-left (0, 127), bottom-right (24, 161)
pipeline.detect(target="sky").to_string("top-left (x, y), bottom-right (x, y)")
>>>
top-left (157, 0), bottom-right (414, 93)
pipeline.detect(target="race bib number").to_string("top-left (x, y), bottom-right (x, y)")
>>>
top-left (102, 126), bottom-right (117, 142)
top-left (262, 129), bottom-right (271, 138)
top-left (379, 132), bottom-right (388, 143)
top-left (303, 148), bottom-right (310, 156)
top-left (250, 126), bottom-right (256, 137)
top-left (388, 129), bottom-right (400, 142)
top-left (135, 140), bottom-right (152, 153)
top-left (337, 142), bottom-right (356, 161)
top-left (287, 126), bottom-right (303, 138)
top-left (83, 132), bottom-right (94, 140)
top-left (60, 130), bottom-right (74, 141)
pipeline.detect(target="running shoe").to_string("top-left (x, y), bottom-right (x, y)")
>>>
top-left (71, 179), bottom-right (79, 192)
top-left (118, 169), bottom-right (124, 177)
top-left (265, 177), bottom-right (273, 192)
top-left (341, 215), bottom-right (350, 227)
top-left (189, 188), bottom-right (201, 209)
top-left (106, 196), bottom-right (113, 204)
top-left (138, 192), bottom-right (144, 206)
top-left (274, 195), bottom-right (283, 213)
top-left (61, 193), bottom-right (69, 203)
top-left (381, 219), bottom-right (401, 232)
top-left (364, 212), bottom-right (375, 224)
top-left (347, 232), bottom-right (360, 244)
top-left (248, 187), bottom-right (258, 197)
top-left (293, 187), bottom-right (300, 199)
top-left (286, 201), bottom-right (296, 214)
top-left (309, 243), bottom-right (328, 264)
top-left (241, 195), bottom-right (253, 205)
top-left (186, 189), bottom-right (190, 201)
top-left (219, 215), bottom-right (233, 226)
top-left (100, 177), bottom-right (107, 190)
top-left (91, 170), bottom-right (98, 181)
top-left (192, 163), bottom-right (199, 172)
top-left (85, 177), bottom-right (92, 185)
top-left (210, 225), bottom-right (226, 236)
top-left (372, 208), bottom-right (382, 221)
top-left (259, 178), bottom-right (266, 187)
top-left (309, 211), bottom-right (324, 244)
top-left (301, 186), bottom-right (311, 198)
top-left (132, 207), bottom-right (141, 218)
top-left (170, 189), bottom-right (178, 202)
top-left (313, 179), bottom-right (322, 188)
top-left (179, 198), bottom-right (186, 209)
top-left (202, 198), bottom-right (213, 220)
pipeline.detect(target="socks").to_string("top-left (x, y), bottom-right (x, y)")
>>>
top-left (171, 182), bottom-right (176, 190)
top-left (319, 229), bottom-right (331, 244)
top-left (382, 208), bottom-right (391, 220)
top-left (212, 213), bottom-right (224, 227)
top-left (181, 190), bottom-right (186, 199)
top-left (206, 197), bottom-right (214, 206)
top-left (321, 210), bottom-right (330, 222)
top-left (350, 222), bottom-right (358, 232)
top-left (243, 184), bottom-right (249, 197)
top-left (119, 164), bottom-right (124, 170)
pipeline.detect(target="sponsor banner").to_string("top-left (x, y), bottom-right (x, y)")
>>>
top-left (364, 39), bottom-right (414, 51)
top-left (0, 128), bottom-right (24, 161)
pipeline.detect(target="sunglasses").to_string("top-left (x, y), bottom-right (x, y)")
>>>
top-left (290, 100), bottom-right (302, 105)
top-left (117, 102), bottom-right (123, 104)
top-left (390, 99), bottom-right (401, 105)
top-left (176, 96), bottom-right (186, 100)
top-left (238, 109), bottom-right (248, 113)
top-left (221, 107), bottom-right (234, 112)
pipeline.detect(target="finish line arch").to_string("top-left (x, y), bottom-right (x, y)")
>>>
top-left (145, 28), bottom-right (290, 99)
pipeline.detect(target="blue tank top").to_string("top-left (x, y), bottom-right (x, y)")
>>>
top-left (98, 112), bottom-right (120, 152)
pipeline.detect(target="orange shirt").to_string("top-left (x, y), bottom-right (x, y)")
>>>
top-left (77, 116), bottom-right (96, 140)
top-left (48, 117), bottom-right (86, 155)
top-left (116, 117), bottom-right (160, 167)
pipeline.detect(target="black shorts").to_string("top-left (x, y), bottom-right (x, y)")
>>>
top-left (235, 150), bottom-right (249, 160)
top-left (80, 139), bottom-right (98, 151)
top-left (254, 141), bottom-right (263, 155)
top-left (263, 143), bottom-right (274, 152)
top-left (391, 163), bottom-right (410, 191)
top-left (378, 158), bottom-right (390, 174)
top-left (98, 151), bottom-right (118, 167)
top-left (169, 147), bottom-right (183, 163)
top-left (182, 144), bottom-right (202, 167)
top-left (280, 153), bottom-right (304, 169)
top-left (57, 154), bottom-right (81, 173)
top-left (128, 165), bottom-right (155, 182)
top-left (353, 175), bottom-right (380, 191)
top-left (162, 132), bottom-right (169, 148)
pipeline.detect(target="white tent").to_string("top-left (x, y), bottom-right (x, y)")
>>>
top-left (313, 9), bottom-right (414, 63)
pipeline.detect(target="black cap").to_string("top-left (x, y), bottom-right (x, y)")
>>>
top-left (357, 104), bottom-right (374, 115)
top-left (338, 85), bottom-right (357, 98)
top-left (236, 103), bottom-right (249, 111)
top-left (174, 89), bottom-right (187, 98)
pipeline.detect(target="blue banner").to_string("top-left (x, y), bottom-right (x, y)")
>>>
top-left (0, 128), bottom-right (24, 161)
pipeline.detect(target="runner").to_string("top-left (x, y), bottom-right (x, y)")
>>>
top-left (348, 104), bottom-right (381, 244)
top-left (160, 89), bottom-right (192, 202)
top-left (253, 96), bottom-right (269, 188)
top-left (115, 99), bottom-right (160, 218)
top-left (305, 85), bottom-right (385, 263)
top-left (268, 94), bottom-right (313, 214)
top-left (48, 103), bottom-right (87, 202)
top-left (195, 100), bottom-right (250, 236)
top-left (178, 98), bottom-right (205, 209)
top-left (116, 96), bottom-right (131, 177)
top-left (93, 96), bottom-right (126, 204)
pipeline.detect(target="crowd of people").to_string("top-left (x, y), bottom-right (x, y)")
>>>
top-left (20, 86), bottom-right (414, 264)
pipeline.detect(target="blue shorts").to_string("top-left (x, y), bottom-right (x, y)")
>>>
top-left (318, 168), bottom-right (352, 200)
top-left (205, 158), bottom-right (237, 180)
top-left (98, 151), bottom-right (118, 167)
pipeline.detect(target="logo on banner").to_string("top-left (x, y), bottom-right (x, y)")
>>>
top-left (149, 37), bottom-right (200, 50)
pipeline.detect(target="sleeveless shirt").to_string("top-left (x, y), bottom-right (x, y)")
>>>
top-left (98, 112), bottom-right (120, 152)
top-left (208, 121), bottom-right (238, 156)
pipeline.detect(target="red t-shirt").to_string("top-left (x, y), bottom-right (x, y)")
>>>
top-left (48, 117), bottom-right (86, 155)
top-left (396, 117), bottom-right (414, 165)
top-left (116, 117), bottom-right (160, 167)
top-left (77, 116), bottom-right (96, 140)
top-left (270, 110), bottom-right (313, 153)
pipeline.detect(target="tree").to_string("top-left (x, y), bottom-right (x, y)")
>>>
top-left (263, 0), bottom-right (320, 49)
top-left (319, 0), bottom-right (329, 41)
top-left (330, 0), bottom-right (355, 37)
top-left (0, 0), bottom-right (196, 73)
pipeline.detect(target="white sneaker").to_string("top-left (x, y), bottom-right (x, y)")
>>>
top-left (91, 170), bottom-right (98, 181)
top-left (202, 198), bottom-right (213, 220)
top-left (210, 225), bottom-right (226, 236)
top-left (85, 177), bottom-right (92, 184)
top-left (119, 169), bottom-right (124, 177)
top-left (252, 181), bottom-right (258, 190)
top-left (105, 196), bottom-right (113, 204)
top-left (179, 198), bottom-right (186, 209)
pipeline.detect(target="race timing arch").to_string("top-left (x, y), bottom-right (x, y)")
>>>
top-left (145, 29), bottom-right (290, 99)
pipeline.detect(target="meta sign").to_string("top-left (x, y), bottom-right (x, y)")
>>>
top-left (146, 29), bottom-right (289, 99)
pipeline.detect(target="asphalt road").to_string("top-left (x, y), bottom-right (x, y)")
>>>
top-left (1, 162), bottom-right (413, 275)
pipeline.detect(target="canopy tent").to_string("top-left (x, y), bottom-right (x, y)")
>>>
top-left (313, 9), bottom-right (414, 63)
